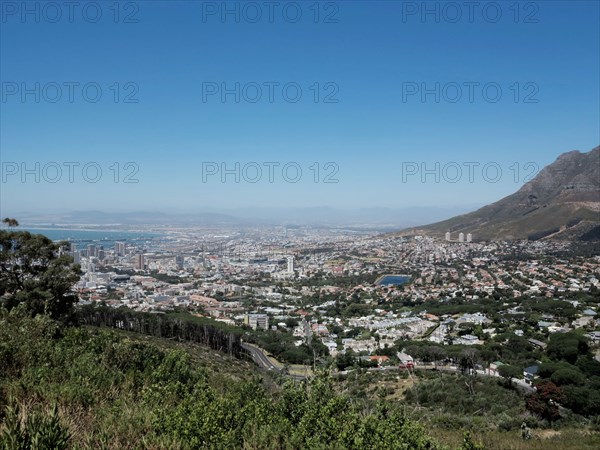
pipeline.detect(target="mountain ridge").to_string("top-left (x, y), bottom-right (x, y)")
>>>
top-left (398, 146), bottom-right (600, 241)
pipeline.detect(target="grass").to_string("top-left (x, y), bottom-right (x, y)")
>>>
top-left (430, 428), bottom-right (600, 450)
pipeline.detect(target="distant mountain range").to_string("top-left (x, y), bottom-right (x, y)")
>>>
top-left (400, 147), bottom-right (600, 241)
top-left (7, 206), bottom-right (474, 230)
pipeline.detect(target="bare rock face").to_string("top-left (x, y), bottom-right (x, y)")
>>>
top-left (403, 147), bottom-right (600, 241)
top-left (506, 147), bottom-right (599, 210)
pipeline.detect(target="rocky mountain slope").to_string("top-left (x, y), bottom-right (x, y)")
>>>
top-left (402, 146), bottom-right (599, 241)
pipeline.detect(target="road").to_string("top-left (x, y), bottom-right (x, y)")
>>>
top-left (241, 342), bottom-right (308, 381)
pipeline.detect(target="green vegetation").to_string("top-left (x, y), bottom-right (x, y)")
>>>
top-left (405, 374), bottom-right (525, 432)
top-left (533, 331), bottom-right (600, 418)
top-left (1, 308), bottom-right (482, 449)
top-left (498, 364), bottom-right (522, 386)
top-left (0, 229), bottom-right (80, 321)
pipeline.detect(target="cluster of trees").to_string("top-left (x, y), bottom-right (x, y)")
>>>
top-left (532, 332), bottom-right (600, 417)
top-left (77, 305), bottom-right (246, 358)
top-left (398, 329), bottom-right (600, 424)
top-left (404, 328), bottom-right (600, 418)
top-left (0, 227), bottom-right (80, 322)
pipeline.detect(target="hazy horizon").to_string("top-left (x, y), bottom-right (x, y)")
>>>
top-left (2, 204), bottom-right (484, 229)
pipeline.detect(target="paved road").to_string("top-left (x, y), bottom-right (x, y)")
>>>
top-left (241, 343), bottom-right (307, 381)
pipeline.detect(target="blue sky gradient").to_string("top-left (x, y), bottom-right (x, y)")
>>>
top-left (1, 0), bottom-right (599, 215)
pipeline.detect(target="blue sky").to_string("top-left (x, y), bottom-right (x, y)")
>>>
top-left (1, 0), bottom-right (599, 217)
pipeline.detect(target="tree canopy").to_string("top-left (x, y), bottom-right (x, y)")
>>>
top-left (0, 229), bottom-right (80, 320)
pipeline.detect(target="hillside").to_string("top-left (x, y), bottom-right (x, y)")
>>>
top-left (0, 308), bottom-right (475, 450)
top-left (402, 147), bottom-right (600, 241)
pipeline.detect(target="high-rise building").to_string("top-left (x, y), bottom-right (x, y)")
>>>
top-left (445, 232), bottom-right (451, 241)
top-left (175, 254), bottom-right (185, 270)
top-left (87, 244), bottom-right (97, 257)
top-left (115, 241), bottom-right (126, 256)
top-left (135, 253), bottom-right (145, 270)
top-left (458, 232), bottom-right (465, 243)
top-left (287, 256), bottom-right (294, 274)
top-left (70, 243), bottom-right (77, 254)
top-left (466, 233), bottom-right (472, 243)
top-left (72, 250), bottom-right (81, 264)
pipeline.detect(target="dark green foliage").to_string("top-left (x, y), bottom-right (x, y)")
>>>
top-left (539, 361), bottom-right (579, 379)
top-left (244, 326), bottom-right (328, 364)
top-left (546, 332), bottom-right (589, 364)
top-left (335, 350), bottom-right (356, 370)
top-left (576, 355), bottom-right (600, 377)
top-left (536, 336), bottom-right (600, 418)
top-left (562, 385), bottom-right (600, 417)
top-left (550, 368), bottom-right (586, 386)
top-left (0, 230), bottom-right (80, 321)
top-left (279, 346), bottom-right (312, 364)
top-left (498, 365), bottom-right (522, 385)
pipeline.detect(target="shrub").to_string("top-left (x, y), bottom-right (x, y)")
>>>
top-left (0, 402), bottom-right (70, 450)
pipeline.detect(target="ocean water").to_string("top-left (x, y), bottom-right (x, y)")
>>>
top-left (19, 228), bottom-right (161, 250)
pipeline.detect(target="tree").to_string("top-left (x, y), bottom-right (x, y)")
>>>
top-left (425, 346), bottom-right (446, 370)
top-left (2, 218), bottom-right (19, 227)
top-left (550, 368), bottom-right (585, 386)
top-left (562, 385), bottom-right (600, 416)
top-left (498, 364), bottom-right (522, 387)
top-left (335, 350), bottom-right (355, 370)
top-left (458, 348), bottom-right (479, 374)
top-left (0, 230), bottom-right (80, 320)
top-left (546, 332), bottom-right (589, 364)
top-left (526, 380), bottom-right (564, 423)
top-left (458, 348), bottom-right (480, 395)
